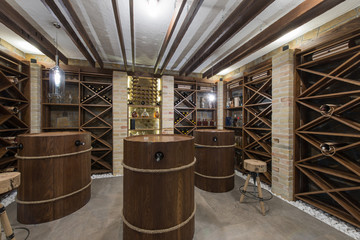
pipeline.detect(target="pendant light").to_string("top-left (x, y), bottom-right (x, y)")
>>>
top-left (48, 22), bottom-right (65, 103)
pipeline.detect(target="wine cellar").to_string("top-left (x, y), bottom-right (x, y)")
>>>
top-left (0, 0), bottom-right (359, 239)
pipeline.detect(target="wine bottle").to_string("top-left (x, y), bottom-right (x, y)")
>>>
top-left (4, 106), bottom-right (18, 114)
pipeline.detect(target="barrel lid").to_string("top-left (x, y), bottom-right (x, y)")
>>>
top-left (18, 131), bottom-right (88, 138)
top-left (125, 134), bottom-right (194, 143)
top-left (194, 129), bottom-right (234, 133)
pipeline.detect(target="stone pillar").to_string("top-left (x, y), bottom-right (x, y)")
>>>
top-left (217, 80), bottom-right (224, 129)
top-left (30, 63), bottom-right (41, 133)
top-left (271, 49), bottom-right (295, 200)
top-left (161, 75), bottom-right (174, 134)
top-left (112, 71), bottom-right (128, 175)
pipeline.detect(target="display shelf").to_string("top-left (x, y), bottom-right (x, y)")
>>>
top-left (127, 76), bottom-right (162, 136)
top-left (0, 50), bottom-right (30, 171)
top-left (174, 79), bottom-right (217, 136)
top-left (41, 69), bottom-right (113, 174)
top-left (294, 30), bottom-right (360, 228)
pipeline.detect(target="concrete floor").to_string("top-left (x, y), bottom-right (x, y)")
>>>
top-left (5, 176), bottom-right (352, 240)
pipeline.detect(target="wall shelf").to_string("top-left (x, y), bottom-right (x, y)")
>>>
top-left (41, 69), bottom-right (113, 174)
top-left (174, 79), bottom-right (217, 136)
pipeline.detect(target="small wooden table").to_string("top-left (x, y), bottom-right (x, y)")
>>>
top-left (0, 172), bottom-right (20, 240)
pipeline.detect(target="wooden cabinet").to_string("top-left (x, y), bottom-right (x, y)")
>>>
top-left (127, 76), bottom-right (161, 136)
top-left (174, 79), bottom-right (217, 135)
top-left (42, 69), bottom-right (113, 174)
top-left (0, 50), bottom-right (30, 171)
top-left (295, 30), bottom-right (360, 228)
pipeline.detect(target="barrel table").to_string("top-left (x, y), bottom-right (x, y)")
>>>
top-left (123, 135), bottom-right (195, 240)
top-left (16, 131), bottom-right (92, 224)
top-left (194, 129), bottom-right (235, 193)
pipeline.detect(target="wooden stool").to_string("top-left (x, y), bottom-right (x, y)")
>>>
top-left (240, 159), bottom-right (267, 216)
top-left (0, 172), bottom-right (20, 240)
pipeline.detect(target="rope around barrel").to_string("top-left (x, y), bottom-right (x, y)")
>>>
top-left (121, 158), bottom-right (196, 173)
top-left (195, 171), bottom-right (235, 179)
top-left (16, 179), bottom-right (92, 205)
top-left (122, 205), bottom-right (196, 234)
top-left (15, 147), bottom-right (93, 159)
top-left (195, 143), bottom-right (236, 148)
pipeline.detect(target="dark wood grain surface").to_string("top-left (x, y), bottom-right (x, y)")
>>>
top-left (194, 130), bottom-right (235, 193)
top-left (123, 134), bottom-right (195, 240)
top-left (17, 131), bottom-right (91, 224)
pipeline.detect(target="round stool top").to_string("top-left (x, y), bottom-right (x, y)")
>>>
top-left (244, 159), bottom-right (267, 173)
top-left (0, 172), bottom-right (20, 194)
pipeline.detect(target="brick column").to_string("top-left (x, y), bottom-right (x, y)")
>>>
top-left (271, 49), bottom-right (295, 200)
top-left (30, 63), bottom-right (41, 133)
top-left (112, 71), bottom-right (128, 175)
top-left (217, 80), bottom-right (224, 129)
top-left (161, 75), bottom-right (174, 134)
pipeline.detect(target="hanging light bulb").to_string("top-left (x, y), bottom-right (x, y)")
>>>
top-left (48, 23), bottom-right (65, 103)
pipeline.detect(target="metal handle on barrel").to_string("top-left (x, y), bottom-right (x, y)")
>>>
top-left (75, 140), bottom-right (85, 146)
top-left (6, 143), bottom-right (23, 150)
top-left (155, 152), bottom-right (164, 162)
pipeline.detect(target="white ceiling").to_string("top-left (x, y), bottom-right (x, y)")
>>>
top-left (0, 0), bottom-right (359, 75)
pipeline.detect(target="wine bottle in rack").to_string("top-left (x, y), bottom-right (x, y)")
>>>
top-left (4, 106), bottom-right (19, 114)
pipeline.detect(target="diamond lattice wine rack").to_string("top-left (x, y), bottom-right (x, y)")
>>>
top-left (295, 31), bottom-right (360, 228)
top-left (243, 63), bottom-right (272, 184)
top-left (0, 50), bottom-right (30, 171)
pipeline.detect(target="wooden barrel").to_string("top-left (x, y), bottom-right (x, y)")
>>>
top-left (123, 135), bottom-right (195, 240)
top-left (194, 129), bottom-right (235, 192)
top-left (16, 131), bottom-right (91, 224)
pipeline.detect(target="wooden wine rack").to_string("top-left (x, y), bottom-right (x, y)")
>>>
top-left (127, 76), bottom-right (161, 136)
top-left (295, 30), bottom-right (360, 228)
top-left (224, 61), bottom-right (272, 184)
top-left (243, 63), bottom-right (272, 184)
top-left (42, 69), bottom-right (113, 174)
top-left (0, 50), bottom-right (30, 171)
top-left (174, 79), bottom-right (217, 136)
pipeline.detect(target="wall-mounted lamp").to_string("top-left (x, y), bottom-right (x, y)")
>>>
top-left (48, 23), bottom-right (65, 103)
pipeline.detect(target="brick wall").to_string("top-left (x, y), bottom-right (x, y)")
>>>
top-left (112, 71), bottom-right (128, 175)
top-left (30, 63), bottom-right (41, 133)
top-left (217, 81), bottom-right (223, 129)
top-left (161, 75), bottom-right (174, 134)
top-left (271, 49), bottom-right (295, 200)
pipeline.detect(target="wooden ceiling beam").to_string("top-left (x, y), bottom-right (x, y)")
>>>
top-left (58, 0), bottom-right (104, 68)
top-left (0, 1), bottom-right (68, 65)
top-left (129, 0), bottom-right (135, 72)
top-left (179, 0), bottom-right (274, 76)
top-left (112, 0), bottom-right (128, 72)
top-left (159, 0), bottom-right (204, 75)
top-left (153, 0), bottom-right (187, 74)
top-left (203, 0), bottom-right (345, 78)
top-left (41, 0), bottom-right (95, 68)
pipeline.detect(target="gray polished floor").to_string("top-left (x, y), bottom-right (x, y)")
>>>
top-left (5, 176), bottom-right (352, 240)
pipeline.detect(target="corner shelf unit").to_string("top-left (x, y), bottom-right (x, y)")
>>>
top-left (174, 79), bottom-right (217, 136)
top-left (295, 30), bottom-right (360, 228)
top-left (127, 76), bottom-right (162, 136)
top-left (0, 50), bottom-right (30, 171)
top-left (41, 69), bottom-right (113, 174)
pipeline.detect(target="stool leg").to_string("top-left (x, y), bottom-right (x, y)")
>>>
top-left (240, 174), bottom-right (251, 203)
top-left (0, 204), bottom-right (15, 240)
top-left (256, 176), bottom-right (266, 216)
